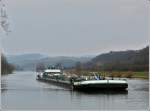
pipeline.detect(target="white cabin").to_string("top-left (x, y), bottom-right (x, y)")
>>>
top-left (44, 69), bottom-right (61, 73)
top-left (44, 69), bottom-right (62, 76)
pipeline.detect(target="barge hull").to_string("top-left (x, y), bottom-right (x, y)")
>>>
top-left (37, 78), bottom-right (128, 91)
top-left (73, 84), bottom-right (128, 91)
top-left (37, 78), bottom-right (73, 89)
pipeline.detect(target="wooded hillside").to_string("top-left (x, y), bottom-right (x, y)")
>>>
top-left (82, 46), bottom-right (149, 71)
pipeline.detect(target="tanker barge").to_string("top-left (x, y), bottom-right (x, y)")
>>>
top-left (36, 68), bottom-right (128, 91)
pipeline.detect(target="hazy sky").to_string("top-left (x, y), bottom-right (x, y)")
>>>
top-left (1, 0), bottom-right (149, 56)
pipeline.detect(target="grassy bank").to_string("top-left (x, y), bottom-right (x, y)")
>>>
top-left (66, 70), bottom-right (149, 79)
top-left (102, 71), bottom-right (149, 79)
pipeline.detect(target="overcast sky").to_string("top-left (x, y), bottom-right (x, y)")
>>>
top-left (1, 0), bottom-right (149, 56)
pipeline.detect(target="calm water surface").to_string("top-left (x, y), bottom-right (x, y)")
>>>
top-left (1, 71), bottom-right (149, 110)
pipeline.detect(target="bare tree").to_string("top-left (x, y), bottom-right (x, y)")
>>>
top-left (0, 0), bottom-right (10, 33)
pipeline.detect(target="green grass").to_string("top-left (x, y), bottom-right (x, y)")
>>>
top-left (101, 71), bottom-right (149, 79)
top-left (132, 72), bottom-right (149, 79)
top-left (66, 70), bottom-right (149, 79)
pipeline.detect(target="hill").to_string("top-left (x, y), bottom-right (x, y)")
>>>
top-left (6, 46), bottom-right (149, 71)
top-left (83, 46), bottom-right (149, 71)
top-left (6, 54), bottom-right (92, 71)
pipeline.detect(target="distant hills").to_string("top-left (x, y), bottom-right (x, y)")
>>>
top-left (83, 46), bottom-right (149, 71)
top-left (6, 46), bottom-right (149, 71)
top-left (6, 54), bottom-right (93, 71)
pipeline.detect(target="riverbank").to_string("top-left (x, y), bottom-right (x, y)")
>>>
top-left (1, 54), bottom-right (15, 75)
top-left (65, 70), bottom-right (149, 80)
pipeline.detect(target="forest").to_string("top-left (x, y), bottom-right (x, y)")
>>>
top-left (1, 54), bottom-right (14, 74)
top-left (76, 46), bottom-right (149, 71)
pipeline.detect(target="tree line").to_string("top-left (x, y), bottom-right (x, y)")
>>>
top-left (1, 54), bottom-right (14, 74)
top-left (75, 46), bottom-right (149, 72)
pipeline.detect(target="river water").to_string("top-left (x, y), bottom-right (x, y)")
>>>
top-left (1, 71), bottom-right (149, 110)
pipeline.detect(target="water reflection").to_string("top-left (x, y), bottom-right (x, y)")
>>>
top-left (76, 90), bottom-right (128, 95)
top-left (1, 79), bottom-right (8, 93)
top-left (1, 71), bottom-right (149, 110)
